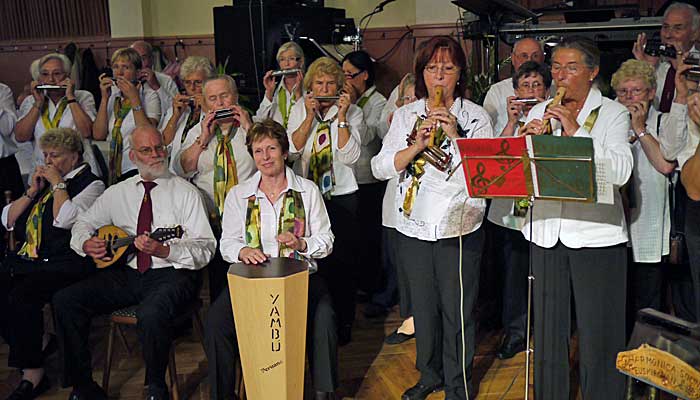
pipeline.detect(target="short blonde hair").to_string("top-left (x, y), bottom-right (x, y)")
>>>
top-left (111, 48), bottom-right (142, 70)
top-left (179, 56), bottom-right (215, 80)
top-left (611, 59), bottom-right (656, 90)
top-left (277, 41), bottom-right (305, 70)
top-left (39, 128), bottom-right (84, 155)
top-left (303, 57), bottom-right (344, 92)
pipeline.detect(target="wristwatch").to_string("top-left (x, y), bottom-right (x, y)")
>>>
top-left (132, 104), bottom-right (143, 112)
top-left (636, 129), bottom-right (648, 139)
top-left (337, 121), bottom-right (349, 129)
top-left (52, 182), bottom-right (67, 192)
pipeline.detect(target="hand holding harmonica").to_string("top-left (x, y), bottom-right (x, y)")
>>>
top-left (173, 93), bottom-right (201, 114)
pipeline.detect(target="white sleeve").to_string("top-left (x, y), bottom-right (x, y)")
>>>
top-left (143, 88), bottom-right (162, 122)
top-left (287, 101), bottom-right (307, 155)
top-left (53, 180), bottom-right (106, 229)
top-left (163, 185), bottom-right (216, 270)
top-left (371, 107), bottom-right (411, 180)
top-left (77, 91), bottom-right (97, 119)
top-left (659, 103), bottom-right (688, 161)
top-left (254, 94), bottom-right (275, 122)
top-left (300, 183), bottom-right (334, 259)
top-left (0, 84), bottom-right (16, 137)
top-left (482, 85), bottom-right (501, 129)
top-left (219, 190), bottom-right (247, 263)
top-left (335, 105), bottom-right (363, 165)
top-left (70, 185), bottom-right (120, 256)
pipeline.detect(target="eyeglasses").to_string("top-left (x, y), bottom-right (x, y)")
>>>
top-left (344, 70), bottom-right (364, 79)
top-left (551, 63), bottom-right (583, 74)
top-left (278, 56), bottom-right (300, 63)
top-left (519, 82), bottom-right (543, 90)
top-left (183, 79), bottom-right (203, 87)
top-left (135, 145), bottom-right (167, 156)
top-left (401, 95), bottom-right (417, 103)
top-left (615, 88), bottom-right (647, 97)
top-left (661, 24), bottom-right (689, 34)
top-left (424, 64), bottom-right (459, 75)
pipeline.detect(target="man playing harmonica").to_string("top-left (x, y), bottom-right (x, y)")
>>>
top-left (15, 53), bottom-right (103, 180)
top-left (173, 74), bottom-right (255, 299)
top-left (131, 40), bottom-right (179, 125)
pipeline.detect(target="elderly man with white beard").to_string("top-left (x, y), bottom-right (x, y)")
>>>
top-left (52, 125), bottom-right (216, 400)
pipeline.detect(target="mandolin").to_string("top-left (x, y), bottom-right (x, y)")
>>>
top-left (93, 225), bottom-right (183, 268)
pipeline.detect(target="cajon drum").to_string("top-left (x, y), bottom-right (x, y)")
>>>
top-left (227, 257), bottom-right (310, 400)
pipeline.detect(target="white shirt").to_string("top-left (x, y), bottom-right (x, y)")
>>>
top-left (522, 88), bottom-right (633, 248)
top-left (19, 90), bottom-right (102, 178)
top-left (172, 123), bottom-right (256, 214)
top-left (654, 45), bottom-right (698, 111)
top-left (653, 102), bottom-right (690, 161)
top-left (628, 107), bottom-right (671, 263)
top-left (160, 106), bottom-right (204, 172)
top-left (287, 102), bottom-right (364, 196)
top-left (220, 167), bottom-right (334, 272)
top-left (70, 172), bottom-right (216, 271)
top-left (2, 164), bottom-right (105, 230)
top-left (371, 98), bottom-right (494, 241)
top-left (483, 78), bottom-right (515, 138)
top-left (379, 85), bottom-right (399, 140)
top-left (254, 81), bottom-right (297, 127)
top-left (104, 87), bottom-right (161, 175)
top-left (147, 71), bottom-right (179, 126)
top-left (354, 86), bottom-right (388, 184)
top-left (0, 83), bottom-right (17, 158)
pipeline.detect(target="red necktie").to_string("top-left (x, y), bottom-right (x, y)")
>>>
top-left (137, 181), bottom-right (157, 273)
top-left (659, 65), bottom-right (676, 113)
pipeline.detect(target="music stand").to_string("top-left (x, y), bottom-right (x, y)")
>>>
top-left (455, 135), bottom-right (597, 400)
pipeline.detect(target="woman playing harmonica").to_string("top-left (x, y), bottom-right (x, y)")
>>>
top-left (287, 56), bottom-right (365, 344)
top-left (255, 41), bottom-right (305, 129)
top-left (15, 53), bottom-right (103, 180)
top-left (371, 36), bottom-right (492, 400)
top-left (520, 36), bottom-right (633, 399)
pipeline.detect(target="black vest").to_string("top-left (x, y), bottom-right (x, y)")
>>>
top-left (14, 165), bottom-right (99, 260)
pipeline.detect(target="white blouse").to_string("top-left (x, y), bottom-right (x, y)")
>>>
top-left (371, 98), bottom-right (494, 241)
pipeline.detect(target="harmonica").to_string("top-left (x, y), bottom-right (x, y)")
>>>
top-left (213, 108), bottom-right (235, 120)
top-left (187, 97), bottom-right (196, 106)
top-left (314, 96), bottom-right (339, 101)
top-left (271, 68), bottom-right (301, 77)
top-left (514, 98), bottom-right (539, 105)
top-left (36, 84), bottom-right (66, 91)
top-left (111, 77), bottom-right (141, 85)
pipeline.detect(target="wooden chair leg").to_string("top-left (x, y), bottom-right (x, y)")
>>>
top-left (168, 345), bottom-right (180, 400)
top-left (116, 325), bottom-right (131, 356)
top-left (102, 321), bottom-right (117, 392)
top-left (192, 312), bottom-right (206, 353)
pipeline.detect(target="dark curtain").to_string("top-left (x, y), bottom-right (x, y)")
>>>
top-left (0, 0), bottom-right (110, 41)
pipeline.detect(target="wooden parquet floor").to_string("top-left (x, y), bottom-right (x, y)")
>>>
top-left (0, 304), bottom-right (534, 400)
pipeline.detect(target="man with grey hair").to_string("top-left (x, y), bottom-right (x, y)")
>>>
top-left (54, 125), bottom-right (216, 400)
top-left (173, 75), bottom-right (255, 300)
top-left (15, 53), bottom-right (103, 180)
top-left (483, 37), bottom-right (544, 135)
top-left (131, 40), bottom-right (179, 125)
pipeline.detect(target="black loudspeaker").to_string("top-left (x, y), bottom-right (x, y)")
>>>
top-left (213, 4), bottom-right (346, 105)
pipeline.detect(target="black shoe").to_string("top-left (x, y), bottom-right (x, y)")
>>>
top-left (401, 382), bottom-right (443, 400)
top-left (68, 381), bottom-right (107, 400)
top-left (314, 390), bottom-right (337, 400)
top-left (363, 303), bottom-right (389, 318)
top-left (6, 376), bottom-right (50, 400)
top-left (385, 328), bottom-right (415, 345)
top-left (496, 334), bottom-right (526, 360)
top-left (145, 384), bottom-right (169, 400)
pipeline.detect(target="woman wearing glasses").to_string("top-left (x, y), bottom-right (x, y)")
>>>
top-left (520, 36), bottom-right (633, 399)
top-left (287, 56), bottom-right (365, 344)
top-left (372, 36), bottom-right (492, 400)
top-left (256, 42), bottom-right (305, 129)
top-left (160, 56), bottom-right (214, 169)
top-left (341, 50), bottom-right (388, 305)
top-left (612, 59), bottom-right (692, 329)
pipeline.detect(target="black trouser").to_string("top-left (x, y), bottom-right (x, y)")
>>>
top-left (317, 192), bottom-right (359, 334)
top-left (0, 265), bottom-right (87, 369)
top-left (371, 227), bottom-right (412, 317)
top-left (532, 242), bottom-right (626, 400)
top-left (53, 266), bottom-right (200, 390)
top-left (687, 196), bottom-right (700, 322)
top-left (208, 250), bottom-right (229, 303)
top-left (205, 274), bottom-right (337, 399)
top-left (396, 229), bottom-right (484, 399)
top-left (490, 223), bottom-right (529, 340)
top-left (356, 181), bottom-right (386, 293)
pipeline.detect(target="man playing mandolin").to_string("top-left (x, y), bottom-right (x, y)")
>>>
top-left (52, 125), bottom-right (216, 400)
